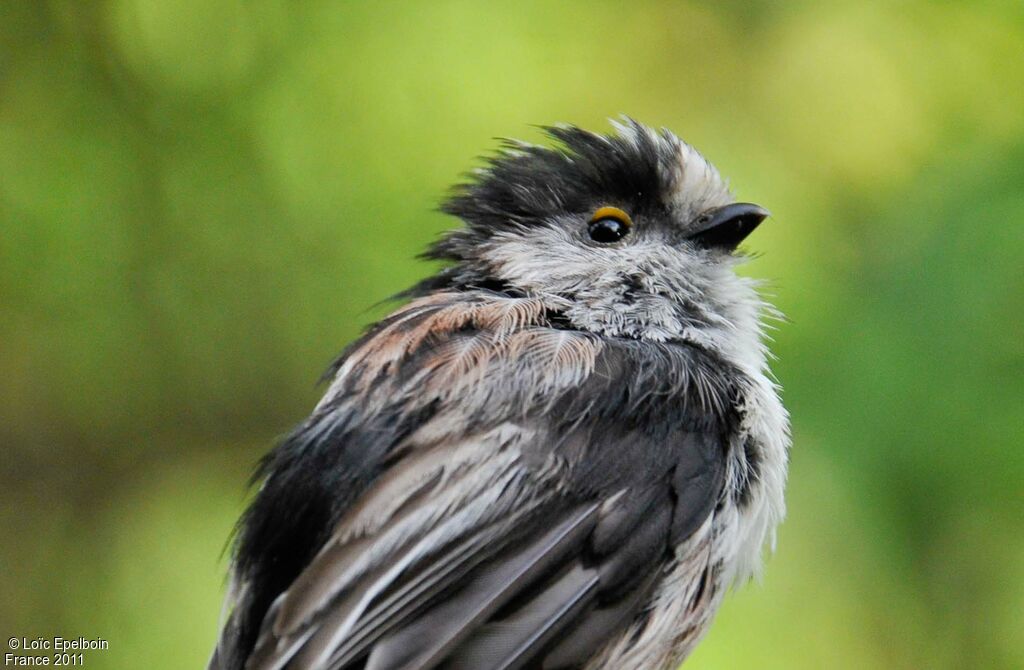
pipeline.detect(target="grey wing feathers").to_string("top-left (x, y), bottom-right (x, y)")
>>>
top-left (237, 442), bottom-right (723, 670)
top-left (443, 563), bottom-right (602, 670)
top-left (363, 503), bottom-right (602, 670)
top-left (210, 294), bottom-right (739, 670)
top-left (230, 426), bottom-right (729, 670)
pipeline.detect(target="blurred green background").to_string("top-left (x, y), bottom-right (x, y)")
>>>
top-left (2, 1), bottom-right (1022, 668)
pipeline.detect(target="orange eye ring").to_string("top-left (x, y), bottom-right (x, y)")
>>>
top-left (587, 206), bottom-right (633, 244)
top-left (589, 206), bottom-right (633, 228)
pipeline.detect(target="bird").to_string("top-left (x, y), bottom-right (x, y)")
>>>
top-left (208, 118), bottom-right (790, 670)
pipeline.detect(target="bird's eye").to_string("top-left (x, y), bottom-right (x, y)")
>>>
top-left (587, 206), bottom-right (633, 244)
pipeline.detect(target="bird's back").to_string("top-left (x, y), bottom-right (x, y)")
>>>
top-left (210, 290), bottom-right (742, 670)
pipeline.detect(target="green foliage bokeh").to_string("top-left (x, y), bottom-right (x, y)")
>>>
top-left (1, 2), bottom-right (1022, 668)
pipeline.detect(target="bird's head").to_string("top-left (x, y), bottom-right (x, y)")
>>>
top-left (422, 118), bottom-right (772, 355)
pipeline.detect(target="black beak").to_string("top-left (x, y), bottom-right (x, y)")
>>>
top-left (688, 202), bottom-right (770, 251)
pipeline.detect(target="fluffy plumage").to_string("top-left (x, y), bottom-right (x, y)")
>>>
top-left (209, 119), bottom-right (790, 670)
